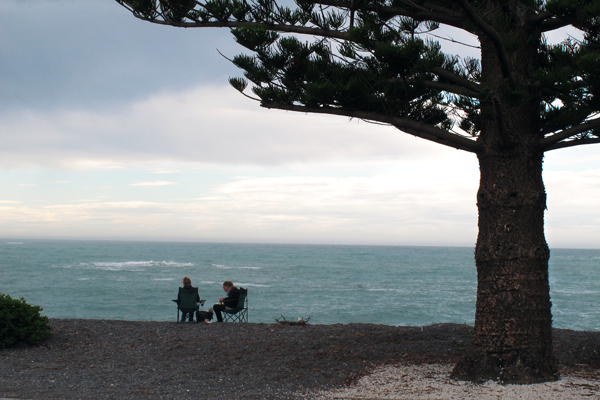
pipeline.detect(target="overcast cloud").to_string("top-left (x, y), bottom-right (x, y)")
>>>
top-left (1, 0), bottom-right (599, 248)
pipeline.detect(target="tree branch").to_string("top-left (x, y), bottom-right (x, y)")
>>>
top-left (391, 76), bottom-right (480, 97)
top-left (541, 118), bottom-right (600, 150)
top-left (119, 0), bottom-right (469, 32)
top-left (423, 80), bottom-right (480, 97)
top-left (431, 66), bottom-right (481, 93)
top-left (544, 137), bottom-right (600, 151)
top-left (528, 11), bottom-right (571, 32)
top-left (315, 0), bottom-right (466, 29)
top-left (529, 9), bottom-right (593, 33)
top-left (262, 103), bottom-right (481, 152)
top-left (135, 16), bottom-right (354, 41)
top-left (527, 10), bottom-right (552, 26)
top-left (118, 1), bottom-right (352, 40)
top-left (454, 0), bottom-right (513, 83)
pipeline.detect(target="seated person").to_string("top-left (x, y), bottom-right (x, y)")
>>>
top-left (212, 280), bottom-right (240, 322)
top-left (177, 276), bottom-right (200, 322)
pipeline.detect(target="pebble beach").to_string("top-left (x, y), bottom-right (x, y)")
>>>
top-left (1, 319), bottom-right (599, 399)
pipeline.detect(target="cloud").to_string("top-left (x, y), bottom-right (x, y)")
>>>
top-left (0, 85), bottom-right (453, 169)
top-left (129, 181), bottom-right (179, 187)
top-left (544, 168), bottom-right (600, 246)
top-left (0, 0), bottom-right (240, 112)
top-left (0, 165), bottom-right (481, 246)
top-left (151, 169), bottom-right (182, 174)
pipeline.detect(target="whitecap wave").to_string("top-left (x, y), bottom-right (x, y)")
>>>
top-left (212, 264), bottom-right (260, 270)
top-left (236, 283), bottom-right (271, 287)
top-left (86, 260), bottom-right (195, 271)
top-left (161, 261), bottom-right (195, 267)
top-left (50, 264), bottom-right (73, 269)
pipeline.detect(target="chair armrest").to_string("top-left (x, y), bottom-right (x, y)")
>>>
top-left (199, 300), bottom-right (206, 306)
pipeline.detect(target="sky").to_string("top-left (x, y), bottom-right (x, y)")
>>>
top-left (1, 0), bottom-right (599, 248)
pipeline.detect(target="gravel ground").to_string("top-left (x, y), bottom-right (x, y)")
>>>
top-left (308, 363), bottom-right (600, 399)
top-left (1, 319), bottom-right (599, 399)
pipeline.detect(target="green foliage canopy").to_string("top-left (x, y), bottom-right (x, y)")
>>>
top-left (118, 0), bottom-right (600, 153)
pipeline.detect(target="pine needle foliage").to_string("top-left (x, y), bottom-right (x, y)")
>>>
top-left (118, 0), bottom-right (600, 151)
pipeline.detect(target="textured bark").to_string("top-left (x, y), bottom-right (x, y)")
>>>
top-left (451, 145), bottom-right (558, 383)
top-left (451, 6), bottom-right (558, 383)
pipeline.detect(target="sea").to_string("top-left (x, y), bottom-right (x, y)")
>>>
top-left (1, 239), bottom-right (599, 331)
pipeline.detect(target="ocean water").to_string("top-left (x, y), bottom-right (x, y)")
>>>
top-left (1, 239), bottom-right (599, 330)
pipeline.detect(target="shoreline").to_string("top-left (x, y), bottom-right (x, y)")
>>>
top-left (1, 319), bottom-right (599, 399)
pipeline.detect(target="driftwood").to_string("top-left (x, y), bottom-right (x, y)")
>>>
top-left (275, 315), bottom-right (311, 325)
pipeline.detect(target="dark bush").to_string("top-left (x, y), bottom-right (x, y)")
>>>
top-left (0, 293), bottom-right (52, 349)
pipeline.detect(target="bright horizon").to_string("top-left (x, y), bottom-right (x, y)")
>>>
top-left (1, 237), bottom-right (598, 251)
top-left (1, 1), bottom-right (600, 249)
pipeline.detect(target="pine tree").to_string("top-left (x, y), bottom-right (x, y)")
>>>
top-left (117, 0), bottom-right (600, 383)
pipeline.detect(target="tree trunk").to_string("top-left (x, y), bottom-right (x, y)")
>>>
top-left (451, 142), bottom-right (558, 383)
top-left (451, 13), bottom-right (558, 382)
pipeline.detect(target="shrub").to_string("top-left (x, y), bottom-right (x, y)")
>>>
top-left (0, 293), bottom-right (52, 349)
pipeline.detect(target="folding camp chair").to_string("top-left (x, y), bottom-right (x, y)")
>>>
top-left (173, 287), bottom-right (205, 323)
top-left (223, 287), bottom-right (248, 322)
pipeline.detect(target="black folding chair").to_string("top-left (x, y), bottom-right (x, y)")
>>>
top-left (173, 287), bottom-right (205, 323)
top-left (223, 287), bottom-right (248, 322)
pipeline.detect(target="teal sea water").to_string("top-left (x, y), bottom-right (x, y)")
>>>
top-left (1, 239), bottom-right (599, 330)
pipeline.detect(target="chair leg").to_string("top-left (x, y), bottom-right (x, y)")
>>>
top-left (222, 310), bottom-right (247, 323)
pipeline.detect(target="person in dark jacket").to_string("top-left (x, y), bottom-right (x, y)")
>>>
top-left (177, 276), bottom-right (200, 322)
top-left (212, 281), bottom-right (240, 322)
